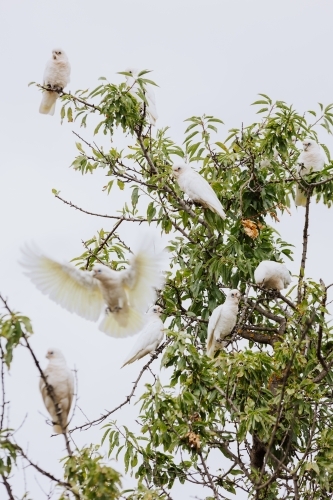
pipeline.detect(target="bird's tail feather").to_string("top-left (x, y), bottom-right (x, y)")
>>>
top-left (210, 203), bottom-right (226, 220)
top-left (295, 186), bottom-right (307, 207)
top-left (39, 92), bottom-right (57, 115)
top-left (121, 353), bottom-right (139, 368)
top-left (53, 424), bottom-right (64, 434)
top-left (99, 307), bottom-right (145, 338)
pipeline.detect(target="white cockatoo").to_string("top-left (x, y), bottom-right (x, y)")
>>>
top-left (254, 261), bottom-right (291, 291)
top-left (259, 148), bottom-right (279, 168)
top-left (295, 138), bottom-right (325, 207)
top-left (172, 164), bottom-right (226, 220)
top-left (39, 48), bottom-right (71, 116)
top-left (39, 348), bottom-right (74, 434)
top-left (121, 305), bottom-right (164, 367)
top-left (206, 290), bottom-right (241, 358)
top-left (125, 67), bottom-right (158, 126)
top-left (21, 237), bottom-right (168, 338)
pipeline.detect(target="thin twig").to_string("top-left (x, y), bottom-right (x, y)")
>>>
top-left (70, 339), bottom-right (171, 433)
top-left (297, 193), bottom-right (311, 303)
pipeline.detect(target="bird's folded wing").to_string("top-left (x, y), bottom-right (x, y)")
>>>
top-left (21, 245), bottom-right (104, 321)
top-left (206, 306), bottom-right (222, 355)
top-left (193, 172), bottom-right (222, 204)
top-left (120, 239), bottom-right (167, 311)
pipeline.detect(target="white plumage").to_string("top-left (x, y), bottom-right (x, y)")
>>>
top-left (21, 237), bottom-right (168, 338)
top-left (121, 305), bottom-right (164, 367)
top-left (172, 164), bottom-right (226, 220)
top-left (206, 290), bottom-right (241, 358)
top-left (295, 138), bottom-right (325, 207)
top-left (39, 48), bottom-right (71, 116)
top-left (254, 261), bottom-right (291, 291)
top-left (39, 348), bottom-right (74, 434)
top-left (125, 67), bottom-right (158, 126)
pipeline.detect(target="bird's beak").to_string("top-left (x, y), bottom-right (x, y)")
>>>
top-left (53, 54), bottom-right (57, 60)
top-left (304, 144), bottom-right (309, 151)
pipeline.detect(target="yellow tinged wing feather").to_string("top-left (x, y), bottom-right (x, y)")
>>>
top-left (21, 245), bottom-right (104, 321)
top-left (120, 237), bottom-right (168, 311)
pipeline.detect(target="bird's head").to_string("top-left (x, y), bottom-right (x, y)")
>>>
top-left (92, 264), bottom-right (108, 281)
top-left (52, 48), bottom-right (66, 61)
top-left (172, 164), bottom-right (187, 178)
top-left (302, 138), bottom-right (317, 152)
top-left (228, 289), bottom-right (241, 303)
top-left (46, 348), bottom-right (64, 360)
top-left (124, 67), bottom-right (139, 78)
top-left (149, 305), bottom-right (163, 316)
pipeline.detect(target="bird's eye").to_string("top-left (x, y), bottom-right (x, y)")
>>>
top-left (50, 351), bottom-right (54, 355)
top-left (231, 293), bottom-right (234, 297)
top-left (98, 269), bottom-right (102, 273)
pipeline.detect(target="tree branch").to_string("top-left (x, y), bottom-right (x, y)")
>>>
top-left (70, 339), bottom-right (170, 433)
top-left (297, 193), bottom-right (311, 303)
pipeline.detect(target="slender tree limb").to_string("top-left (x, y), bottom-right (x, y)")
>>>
top-left (70, 339), bottom-right (170, 433)
top-left (1, 475), bottom-right (15, 500)
top-left (85, 219), bottom-right (123, 269)
top-left (297, 193), bottom-right (311, 303)
top-left (198, 450), bottom-right (219, 500)
top-left (55, 194), bottom-right (159, 222)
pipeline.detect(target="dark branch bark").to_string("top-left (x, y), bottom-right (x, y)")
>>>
top-left (297, 193), bottom-right (311, 303)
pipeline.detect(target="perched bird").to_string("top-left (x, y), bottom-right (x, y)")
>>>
top-left (21, 237), bottom-right (167, 338)
top-left (125, 67), bottom-right (158, 126)
top-left (254, 261), bottom-right (291, 291)
top-left (295, 138), bottom-right (325, 207)
top-left (206, 290), bottom-right (241, 358)
top-left (121, 305), bottom-right (164, 367)
top-left (39, 348), bottom-right (74, 434)
top-left (39, 48), bottom-right (71, 116)
top-left (172, 164), bottom-right (226, 220)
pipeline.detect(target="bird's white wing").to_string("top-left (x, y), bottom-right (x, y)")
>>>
top-left (119, 238), bottom-right (167, 311)
top-left (21, 245), bottom-right (104, 321)
top-left (188, 171), bottom-right (226, 219)
top-left (206, 305), bottom-right (223, 357)
top-left (121, 318), bottom-right (164, 367)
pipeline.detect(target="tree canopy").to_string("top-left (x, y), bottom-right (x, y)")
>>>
top-left (2, 71), bottom-right (333, 499)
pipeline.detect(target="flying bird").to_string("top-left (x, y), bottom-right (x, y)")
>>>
top-left (39, 348), bottom-right (74, 434)
top-left (254, 261), bottom-right (291, 291)
top-left (39, 48), bottom-right (71, 116)
top-left (206, 290), bottom-right (241, 358)
top-left (121, 305), bottom-right (164, 367)
top-left (172, 164), bottom-right (226, 220)
top-left (295, 138), bottom-right (325, 207)
top-left (21, 237), bottom-right (167, 338)
top-left (124, 67), bottom-right (158, 126)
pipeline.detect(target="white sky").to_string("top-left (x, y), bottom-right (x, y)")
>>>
top-left (1, 0), bottom-right (333, 498)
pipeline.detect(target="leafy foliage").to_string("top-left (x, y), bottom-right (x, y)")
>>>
top-left (4, 73), bottom-right (333, 498)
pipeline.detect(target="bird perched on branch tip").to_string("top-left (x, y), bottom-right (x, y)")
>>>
top-left (206, 290), bottom-right (241, 358)
top-left (39, 348), bottom-right (74, 434)
top-left (39, 48), bottom-right (71, 116)
top-left (121, 305), bottom-right (164, 367)
top-left (172, 164), bottom-right (226, 220)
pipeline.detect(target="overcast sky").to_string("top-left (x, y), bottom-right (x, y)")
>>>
top-left (1, 1), bottom-right (333, 498)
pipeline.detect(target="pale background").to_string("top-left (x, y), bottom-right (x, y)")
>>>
top-left (1, 0), bottom-right (333, 498)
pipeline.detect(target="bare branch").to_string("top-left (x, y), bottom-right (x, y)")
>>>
top-left (297, 193), bottom-right (311, 303)
top-left (70, 339), bottom-right (170, 433)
